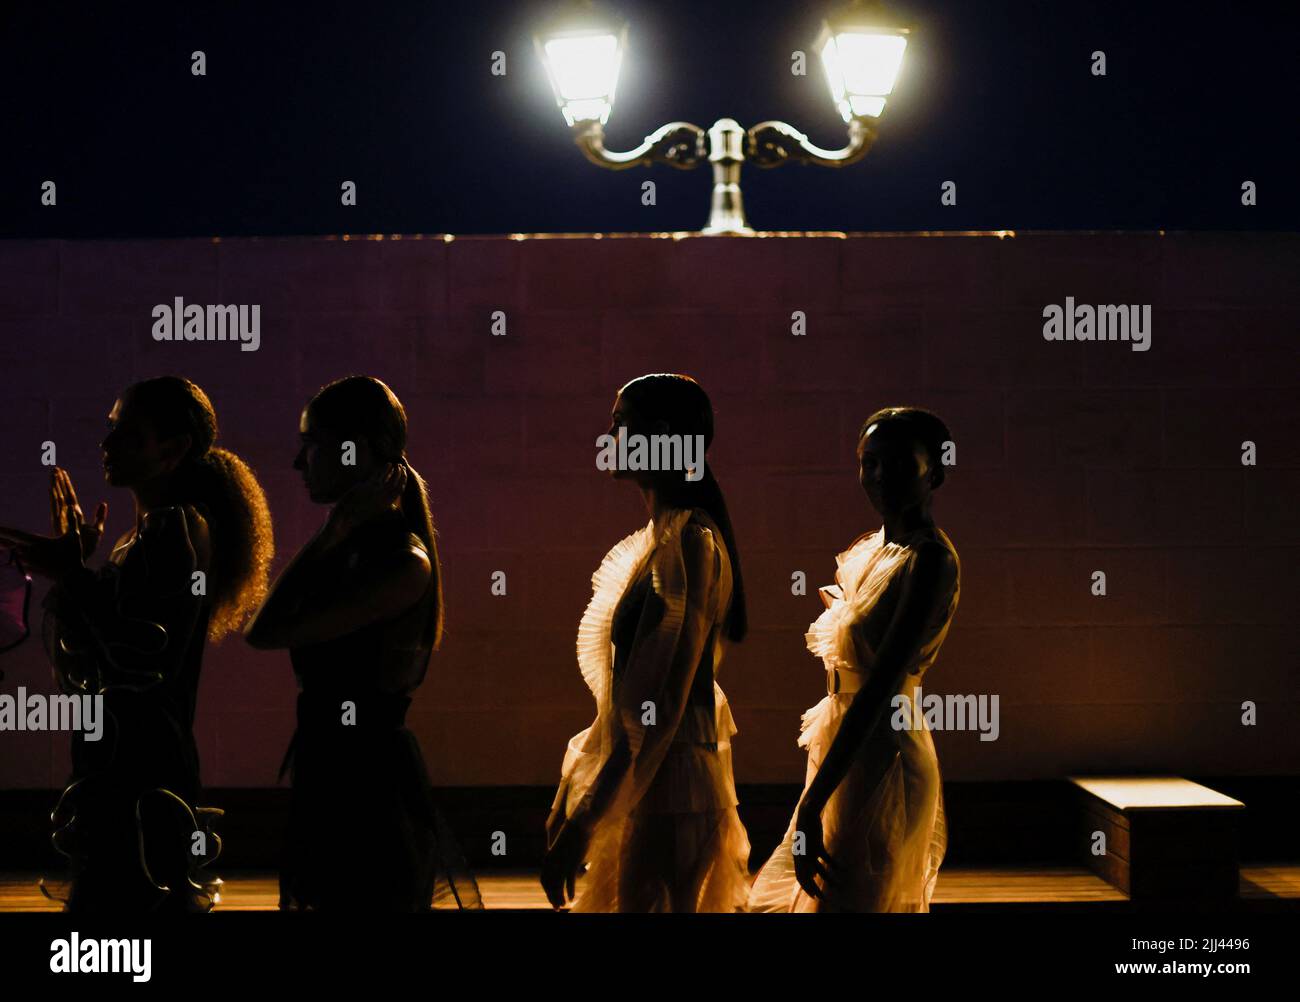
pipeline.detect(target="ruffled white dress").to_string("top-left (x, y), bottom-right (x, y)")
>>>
top-left (552, 507), bottom-right (752, 912)
top-left (747, 525), bottom-right (960, 913)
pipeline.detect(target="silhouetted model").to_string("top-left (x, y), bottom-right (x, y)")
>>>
top-left (748, 407), bottom-right (960, 913)
top-left (245, 375), bottom-right (481, 911)
top-left (1, 376), bottom-right (272, 913)
top-left (542, 373), bottom-right (752, 912)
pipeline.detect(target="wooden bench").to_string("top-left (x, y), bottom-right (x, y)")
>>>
top-left (1069, 776), bottom-right (1245, 902)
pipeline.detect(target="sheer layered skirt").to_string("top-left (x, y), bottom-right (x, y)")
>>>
top-left (565, 689), bottom-right (752, 913)
top-left (747, 676), bottom-right (946, 913)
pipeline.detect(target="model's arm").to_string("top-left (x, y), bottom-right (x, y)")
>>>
top-left (243, 521), bottom-right (429, 649)
top-left (542, 523), bottom-right (724, 908)
top-left (241, 519), bottom-right (338, 648)
top-left (802, 540), bottom-right (955, 815)
top-left (244, 463), bottom-right (428, 649)
top-left (567, 523), bottom-right (721, 831)
top-left (44, 506), bottom-right (210, 690)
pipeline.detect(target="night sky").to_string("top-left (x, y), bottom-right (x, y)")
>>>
top-left (2, 0), bottom-right (1296, 237)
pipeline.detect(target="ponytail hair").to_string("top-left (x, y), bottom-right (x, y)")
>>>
top-left (307, 375), bottom-right (444, 649)
top-left (398, 458), bottom-right (445, 649)
top-left (123, 377), bottom-right (274, 641)
top-left (617, 373), bottom-right (747, 642)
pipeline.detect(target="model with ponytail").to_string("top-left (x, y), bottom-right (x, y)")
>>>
top-left (0, 375), bottom-right (273, 913)
top-left (244, 375), bottom-right (479, 911)
top-left (541, 373), bottom-right (753, 912)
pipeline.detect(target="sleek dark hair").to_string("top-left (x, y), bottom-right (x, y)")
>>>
top-left (124, 376), bottom-right (274, 641)
top-left (858, 406), bottom-right (954, 489)
top-left (306, 375), bottom-right (444, 649)
top-left (617, 373), bottom-right (747, 642)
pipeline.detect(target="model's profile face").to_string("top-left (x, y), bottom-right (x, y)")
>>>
top-left (101, 395), bottom-right (184, 489)
top-left (294, 406), bottom-right (368, 503)
top-left (858, 424), bottom-right (932, 516)
top-left (606, 390), bottom-right (653, 481)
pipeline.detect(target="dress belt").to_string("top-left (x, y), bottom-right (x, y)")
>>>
top-left (826, 668), bottom-right (864, 695)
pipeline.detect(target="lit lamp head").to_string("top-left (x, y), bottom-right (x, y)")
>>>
top-left (817, 0), bottom-right (909, 123)
top-left (535, 3), bottom-right (628, 127)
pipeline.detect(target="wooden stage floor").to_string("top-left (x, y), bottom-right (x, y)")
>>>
top-left (3, 864), bottom-right (1298, 912)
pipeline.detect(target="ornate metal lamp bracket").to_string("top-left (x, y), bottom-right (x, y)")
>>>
top-left (569, 116), bottom-right (878, 233)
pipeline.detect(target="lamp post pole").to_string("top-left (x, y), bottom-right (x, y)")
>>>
top-left (705, 119), bottom-right (748, 235)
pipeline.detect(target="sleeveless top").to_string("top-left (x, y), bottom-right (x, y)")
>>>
top-left (279, 510), bottom-right (437, 778)
top-left (557, 506), bottom-right (739, 820)
top-left (805, 524), bottom-right (960, 686)
top-left (288, 509), bottom-right (436, 698)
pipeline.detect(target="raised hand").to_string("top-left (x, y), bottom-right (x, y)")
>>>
top-left (327, 462), bottom-right (407, 540)
top-left (50, 468), bottom-right (107, 561)
top-left (0, 469), bottom-right (99, 579)
top-left (0, 523), bottom-right (82, 580)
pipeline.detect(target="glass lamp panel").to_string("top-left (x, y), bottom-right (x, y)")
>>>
top-left (560, 97), bottom-right (612, 126)
top-left (849, 94), bottom-right (887, 117)
top-left (820, 36), bottom-right (847, 105)
top-left (822, 29), bottom-right (906, 120)
top-left (836, 31), bottom-right (906, 95)
top-left (543, 33), bottom-right (621, 112)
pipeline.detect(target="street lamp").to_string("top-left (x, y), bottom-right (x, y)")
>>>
top-left (535, 0), bottom-right (910, 234)
top-left (817, 2), bottom-right (909, 123)
top-left (536, 17), bottom-right (626, 127)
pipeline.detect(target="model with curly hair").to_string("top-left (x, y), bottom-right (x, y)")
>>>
top-left (0, 375), bottom-right (274, 913)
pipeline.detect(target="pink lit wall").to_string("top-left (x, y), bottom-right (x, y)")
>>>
top-left (0, 231), bottom-right (1296, 789)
